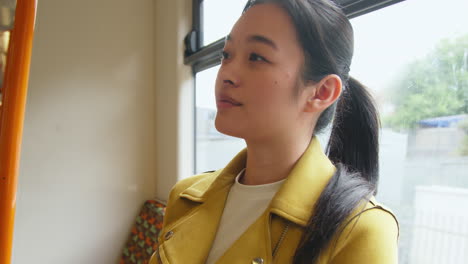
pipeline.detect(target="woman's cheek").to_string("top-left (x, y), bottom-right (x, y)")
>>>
top-left (258, 82), bottom-right (287, 114)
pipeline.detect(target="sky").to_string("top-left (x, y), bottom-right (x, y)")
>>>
top-left (197, 0), bottom-right (468, 110)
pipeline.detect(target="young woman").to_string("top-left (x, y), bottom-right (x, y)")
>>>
top-left (150, 0), bottom-right (399, 263)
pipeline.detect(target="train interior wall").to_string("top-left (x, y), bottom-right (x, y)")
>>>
top-left (12, 0), bottom-right (192, 263)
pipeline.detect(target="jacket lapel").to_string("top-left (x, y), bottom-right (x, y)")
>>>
top-left (158, 137), bottom-right (335, 263)
top-left (215, 211), bottom-right (272, 263)
top-left (269, 137), bottom-right (336, 226)
top-left (180, 148), bottom-right (247, 202)
top-left (159, 185), bottom-right (231, 263)
top-left (214, 138), bottom-right (336, 263)
top-left (159, 149), bottom-right (248, 264)
top-left (177, 137), bottom-right (335, 227)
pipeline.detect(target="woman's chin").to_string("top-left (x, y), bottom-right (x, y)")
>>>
top-left (214, 116), bottom-right (244, 139)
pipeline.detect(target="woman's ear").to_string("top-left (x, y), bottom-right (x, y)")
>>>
top-left (304, 74), bottom-right (342, 113)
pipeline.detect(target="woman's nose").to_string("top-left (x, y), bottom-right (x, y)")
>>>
top-left (218, 59), bottom-right (241, 88)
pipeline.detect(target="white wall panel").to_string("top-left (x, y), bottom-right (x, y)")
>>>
top-left (12, 0), bottom-right (158, 263)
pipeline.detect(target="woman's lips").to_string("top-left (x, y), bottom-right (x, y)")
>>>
top-left (216, 95), bottom-right (243, 109)
top-left (216, 100), bottom-right (242, 109)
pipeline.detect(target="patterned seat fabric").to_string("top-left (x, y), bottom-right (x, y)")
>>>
top-left (120, 200), bottom-right (166, 264)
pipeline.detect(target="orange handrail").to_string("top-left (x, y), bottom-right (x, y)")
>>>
top-left (0, 1), bottom-right (37, 263)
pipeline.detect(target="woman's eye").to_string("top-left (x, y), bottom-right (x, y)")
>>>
top-left (249, 53), bottom-right (267, 62)
top-left (221, 51), bottom-right (230, 61)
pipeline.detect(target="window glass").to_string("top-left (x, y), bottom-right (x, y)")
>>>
top-left (202, 0), bottom-right (247, 45)
top-left (195, 66), bottom-right (246, 173)
top-left (196, 0), bottom-right (468, 263)
top-left (350, 0), bottom-right (468, 263)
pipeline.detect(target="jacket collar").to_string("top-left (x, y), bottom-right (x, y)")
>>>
top-left (179, 137), bottom-right (336, 227)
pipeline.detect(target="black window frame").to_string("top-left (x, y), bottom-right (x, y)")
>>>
top-left (184, 0), bottom-right (406, 73)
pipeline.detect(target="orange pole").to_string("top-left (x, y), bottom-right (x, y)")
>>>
top-left (0, 1), bottom-right (37, 263)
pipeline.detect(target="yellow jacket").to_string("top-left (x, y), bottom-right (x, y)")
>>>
top-left (150, 138), bottom-right (399, 264)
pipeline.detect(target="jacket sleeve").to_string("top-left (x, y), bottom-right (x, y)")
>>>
top-left (329, 207), bottom-right (399, 264)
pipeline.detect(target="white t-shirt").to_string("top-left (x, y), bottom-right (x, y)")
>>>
top-left (205, 169), bottom-right (286, 264)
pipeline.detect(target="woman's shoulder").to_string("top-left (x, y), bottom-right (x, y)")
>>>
top-left (161, 170), bottom-right (221, 230)
top-left (169, 170), bottom-right (221, 195)
top-left (165, 169), bottom-right (225, 209)
top-left (365, 198), bottom-right (399, 227)
top-left (329, 198), bottom-right (399, 263)
top-left (355, 198), bottom-right (399, 239)
top-left (345, 197), bottom-right (399, 241)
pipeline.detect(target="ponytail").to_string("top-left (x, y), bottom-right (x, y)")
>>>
top-left (293, 77), bottom-right (380, 263)
top-left (327, 77), bottom-right (380, 187)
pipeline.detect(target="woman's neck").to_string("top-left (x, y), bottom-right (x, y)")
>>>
top-left (241, 135), bottom-right (312, 185)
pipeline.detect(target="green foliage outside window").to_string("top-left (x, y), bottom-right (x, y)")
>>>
top-left (384, 34), bottom-right (468, 130)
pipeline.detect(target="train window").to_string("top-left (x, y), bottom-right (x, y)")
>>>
top-left (0, 0), bottom-right (16, 108)
top-left (349, 0), bottom-right (468, 263)
top-left (190, 0), bottom-right (468, 263)
top-left (195, 66), bottom-right (246, 173)
top-left (202, 0), bottom-right (247, 45)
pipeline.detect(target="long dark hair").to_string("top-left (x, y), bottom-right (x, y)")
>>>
top-left (243, 1), bottom-right (380, 263)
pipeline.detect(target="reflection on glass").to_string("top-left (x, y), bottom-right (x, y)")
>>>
top-left (1, 0), bottom-right (16, 107)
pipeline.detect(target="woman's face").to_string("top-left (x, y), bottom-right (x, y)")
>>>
top-left (214, 3), bottom-right (311, 143)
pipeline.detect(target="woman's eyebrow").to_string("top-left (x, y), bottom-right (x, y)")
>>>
top-left (225, 34), bottom-right (278, 50)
